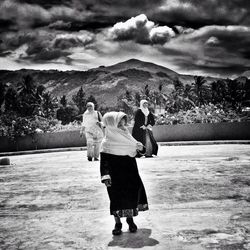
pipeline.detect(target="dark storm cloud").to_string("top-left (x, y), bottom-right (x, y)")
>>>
top-left (52, 32), bottom-right (95, 50)
top-left (153, 0), bottom-right (250, 28)
top-left (48, 20), bottom-right (115, 32)
top-left (0, 28), bottom-right (96, 63)
top-left (0, 0), bottom-right (167, 32)
top-left (0, 0), bottom-right (51, 30)
top-left (0, 32), bottom-right (37, 51)
top-left (190, 26), bottom-right (250, 60)
top-left (158, 25), bottom-right (250, 77)
top-left (173, 56), bottom-right (250, 77)
top-left (1, 0), bottom-right (250, 32)
top-left (18, 0), bottom-right (73, 9)
top-left (161, 45), bottom-right (250, 77)
top-left (0, 0), bottom-right (92, 32)
top-left (0, 19), bottom-right (16, 33)
top-left (30, 49), bottom-right (70, 62)
top-left (26, 31), bottom-right (95, 62)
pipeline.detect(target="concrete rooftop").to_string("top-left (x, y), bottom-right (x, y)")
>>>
top-left (0, 144), bottom-right (250, 250)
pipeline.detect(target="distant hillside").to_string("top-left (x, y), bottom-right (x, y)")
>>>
top-left (0, 59), bottom-right (221, 107)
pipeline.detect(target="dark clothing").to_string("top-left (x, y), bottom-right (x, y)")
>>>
top-left (132, 109), bottom-right (158, 156)
top-left (100, 152), bottom-right (148, 217)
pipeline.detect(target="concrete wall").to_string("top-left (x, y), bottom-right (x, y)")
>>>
top-left (152, 122), bottom-right (250, 142)
top-left (0, 122), bottom-right (250, 152)
top-left (0, 130), bottom-right (86, 152)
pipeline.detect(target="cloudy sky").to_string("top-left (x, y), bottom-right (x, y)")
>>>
top-left (0, 0), bottom-right (250, 78)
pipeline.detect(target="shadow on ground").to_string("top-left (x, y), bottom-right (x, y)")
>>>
top-left (108, 228), bottom-right (159, 248)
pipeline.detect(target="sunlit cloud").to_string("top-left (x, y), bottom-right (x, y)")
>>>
top-left (109, 14), bottom-right (175, 44)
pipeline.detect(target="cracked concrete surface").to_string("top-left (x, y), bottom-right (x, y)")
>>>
top-left (0, 144), bottom-right (250, 249)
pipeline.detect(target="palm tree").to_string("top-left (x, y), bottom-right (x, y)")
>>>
top-left (41, 92), bottom-right (58, 118)
top-left (158, 83), bottom-right (164, 112)
top-left (4, 87), bottom-right (18, 112)
top-left (144, 84), bottom-right (150, 99)
top-left (211, 80), bottom-right (227, 107)
top-left (134, 92), bottom-right (141, 107)
top-left (166, 79), bottom-right (195, 112)
top-left (165, 91), bottom-right (195, 113)
top-left (225, 78), bottom-right (246, 111)
top-left (36, 85), bottom-right (46, 100)
top-left (72, 87), bottom-right (86, 114)
top-left (17, 74), bottom-right (38, 116)
top-left (173, 78), bottom-right (184, 93)
top-left (0, 82), bottom-right (7, 113)
top-left (190, 76), bottom-right (210, 106)
top-left (17, 75), bottom-right (36, 96)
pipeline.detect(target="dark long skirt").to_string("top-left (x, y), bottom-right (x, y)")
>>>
top-left (133, 129), bottom-right (158, 157)
top-left (100, 152), bottom-right (148, 217)
top-left (144, 129), bottom-right (158, 156)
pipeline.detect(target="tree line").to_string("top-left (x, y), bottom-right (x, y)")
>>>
top-left (0, 74), bottom-right (98, 125)
top-left (0, 73), bottom-right (249, 139)
top-left (118, 75), bottom-right (250, 115)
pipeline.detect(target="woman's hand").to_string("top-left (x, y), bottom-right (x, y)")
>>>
top-left (140, 125), bottom-right (146, 130)
top-left (104, 179), bottom-right (112, 187)
top-left (146, 124), bottom-right (152, 130)
top-left (136, 142), bottom-right (144, 151)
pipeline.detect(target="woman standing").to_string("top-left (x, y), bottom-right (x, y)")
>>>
top-left (100, 111), bottom-right (148, 235)
top-left (80, 102), bottom-right (104, 161)
top-left (132, 100), bottom-right (158, 157)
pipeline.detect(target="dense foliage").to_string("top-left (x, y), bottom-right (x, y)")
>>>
top-left (0, 75), bottom-right (97, 139)
top-left (155, 104), bottom-right (249, 125)
top-left (0, 73), bottom-right (249, 139)
top-left (118, 76), bottom-right (250, 124)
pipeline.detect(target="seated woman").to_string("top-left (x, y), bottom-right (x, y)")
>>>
top-left (100, 111), bottom-right (148, 235)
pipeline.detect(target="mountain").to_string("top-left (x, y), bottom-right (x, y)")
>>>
top-left (0, 59), bottom-right (219, 107)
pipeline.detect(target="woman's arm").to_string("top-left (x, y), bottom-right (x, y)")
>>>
top-left (100, 153), bottom-right (111, 186)
top-left (80, 114), bottom-right (86, 136)
top-left (148, 112), bottom-right (155, 126)
top-left (134, 110), bottom-right (145, 127)
top-left (97, 111), bottom-right (105, 128)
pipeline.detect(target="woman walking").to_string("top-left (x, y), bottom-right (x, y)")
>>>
top-left (80, 102), bottom-right (104, 161)
top-left (132, 100), bottom-right (158, 157)
top-left (100, 111), bottom-right (148, 235)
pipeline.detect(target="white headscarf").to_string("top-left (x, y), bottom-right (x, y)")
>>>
top-left (84, 102), bottom-right (95, 114)
top-left (100, 111), bottom-right (138, 157)
top-left (139, 99), bottom-right (149, 116)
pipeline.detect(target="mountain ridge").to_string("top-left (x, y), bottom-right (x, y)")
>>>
top-left (0, 58), bottom-right (228, 107)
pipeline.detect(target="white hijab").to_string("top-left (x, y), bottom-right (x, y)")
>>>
top-left (139, 99), bottom-right (149, 116)
top-left (84, 102), bottom-right (95, 114)
top-left (100, 111), bottom-right (138, 157)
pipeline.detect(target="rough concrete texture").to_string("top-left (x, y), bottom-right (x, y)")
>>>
top-left (0, 144), bottom-right (250, 250)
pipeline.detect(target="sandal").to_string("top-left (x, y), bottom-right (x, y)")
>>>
top-left (126, 217), bottom-right (137, 233)
top-left (112, 222), bottom-right (122, 235)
